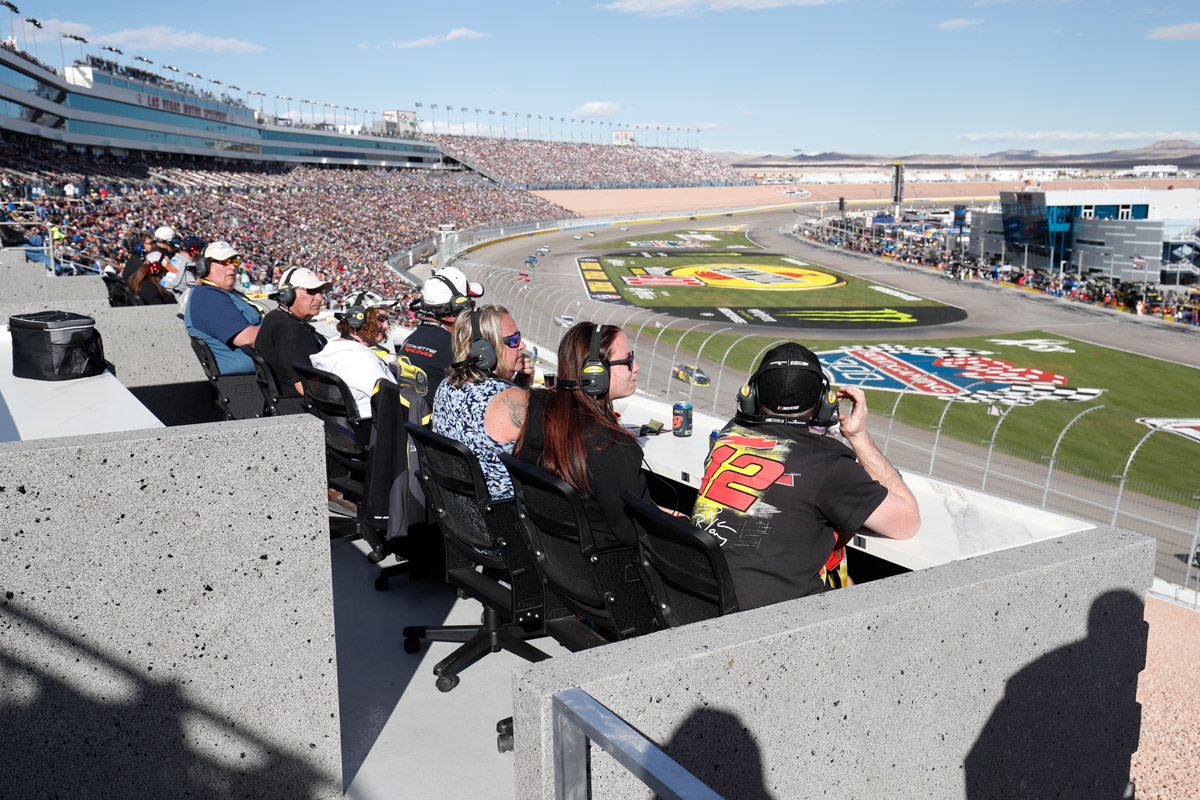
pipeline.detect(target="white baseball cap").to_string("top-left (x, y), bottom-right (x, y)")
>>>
top-left (153, 225), bottom-right (178, 243)
top-left (280, 267), bottom-right (332, 292)
top-left (433, 267), bottom-right (483, 298)
top-left (203, 241), bottom-right (240, 262)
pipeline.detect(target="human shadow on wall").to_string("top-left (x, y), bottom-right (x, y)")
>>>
top-left (0, 600), bottom-right (337, 800)
top-left (963, 589), bottom-right (1146, 800)
top-left (659, 706), bottom-right (772, 800)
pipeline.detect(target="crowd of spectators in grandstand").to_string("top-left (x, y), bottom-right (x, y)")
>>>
top-left (0, 134), bottom-right (575, 306)
top-left (431, 134), bottom-right (745, 188)
top-left (795, 222), bottom-right (1200, 324)
top-left (1, 39), bottom-right (57, 76)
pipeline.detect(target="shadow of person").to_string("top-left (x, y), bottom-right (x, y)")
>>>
top-left (659, 706), bottom-right (772, 800)
top-left (964, 589), bottom-right (1147, 800)
top-left (1, 602), bottom-right (334, 800)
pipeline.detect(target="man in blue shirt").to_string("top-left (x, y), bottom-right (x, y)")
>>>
top-left (184, 241), bottom-right (263, 375)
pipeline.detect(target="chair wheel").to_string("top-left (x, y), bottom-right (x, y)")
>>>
top-left (403, 637), bottom-right (422, 654)
top-left (497, 733), bottom-right (513, 753)
top-left (373, 575), bottom-right (390, 591)
top-left (367, 550), bottom-right (385, 564)
top-left (436, 674), bottom-right (460, 693)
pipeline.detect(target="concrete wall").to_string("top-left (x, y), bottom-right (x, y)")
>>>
top-left (513, 528), bottom-right (1153, 799)
top-left (2, 252), bottom-right (215, 424)
top-left (0, 415), bottom-right (342, 799)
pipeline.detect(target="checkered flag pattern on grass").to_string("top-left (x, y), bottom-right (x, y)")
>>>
top-left (954, 384), bottom-right (1104, 407)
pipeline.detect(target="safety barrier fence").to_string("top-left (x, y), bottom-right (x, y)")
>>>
top-left (458, 256), bottom-right (1200, 608)
top-left (553, 688), bottom-right (721, 800)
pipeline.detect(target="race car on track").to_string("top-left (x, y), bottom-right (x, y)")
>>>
top-left (672, 364), bottom-right (711, 386)
top-left (553, 314), bottom-right (577, 328)
top-left (572, 234), bottom-right (583, 240)
top-left (518, 271), bottom-right (530, 282)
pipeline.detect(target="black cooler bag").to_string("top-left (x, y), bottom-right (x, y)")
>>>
top-left (10, 311), bottom-right (106, 381)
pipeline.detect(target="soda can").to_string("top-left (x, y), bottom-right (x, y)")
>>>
top-left (672, 402), bottom-right (693, 437)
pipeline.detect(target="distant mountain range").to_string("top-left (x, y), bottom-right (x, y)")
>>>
top-left (713, 140), bottom-right (1200, 170)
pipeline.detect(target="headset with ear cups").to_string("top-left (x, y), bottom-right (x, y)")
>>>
top-left (465, 307), bottom-right (497, 372)
top-left (343, 291), bottom-right (368, 331)
top-left (277, 267), bottom-right (299, 307)
top-left (579, 324), bottom-right (610, 398)
top-left (194, 256), bottom-right (210, 280)
top-left (735, 358), bottom-right (840, 427)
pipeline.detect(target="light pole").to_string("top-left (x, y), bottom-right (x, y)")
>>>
top-left (22, 17), bottom-right (40, 61)
top-left (187, 71), bottom-right (202, 94)
top-left (460, 106), bottom-right (468, 135)
top-left (430, 104), bottom-right (439, 133)
top-left (248, 90), bottom-right (265, 115)
top-left (414, 101), bottom-right (423, 133)
top-left (487, 109), bottom-right (494, 137)
top-left (1, 2), bottom-right (16, 48)
top-left (325, 103), bottom-right (337, 129)
top-left (474, 108), bottom-right (481, 136)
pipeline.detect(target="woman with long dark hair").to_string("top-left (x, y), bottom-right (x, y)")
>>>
top-left (127, 251), bottom-right (176, 305)
top-left (516, 321), bottom-right (645, 548)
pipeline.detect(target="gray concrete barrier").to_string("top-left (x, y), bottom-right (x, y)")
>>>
top-left (0, 415), bottom-right (342, 798)
top-left (513, 528), bottom-right (1153, 799)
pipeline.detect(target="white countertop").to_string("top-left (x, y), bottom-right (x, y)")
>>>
top-left (614, 392), bottom-right (1092, 571)
top-left (1, 328), bottom-right (164, 443)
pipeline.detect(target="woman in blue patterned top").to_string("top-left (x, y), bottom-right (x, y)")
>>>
top-left (432, 304), bottom-right (533, 500)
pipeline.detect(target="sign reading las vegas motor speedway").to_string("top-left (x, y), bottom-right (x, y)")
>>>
top-left (815, 344), bottom-right (1104, 406)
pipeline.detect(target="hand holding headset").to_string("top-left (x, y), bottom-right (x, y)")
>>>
top-left (735, 356), bottom-right (839, 428)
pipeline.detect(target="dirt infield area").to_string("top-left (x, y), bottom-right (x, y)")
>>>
top-left (536, 178), bottom-right (1200, 217)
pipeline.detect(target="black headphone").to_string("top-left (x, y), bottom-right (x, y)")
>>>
top-left (735, 356), bottom-right (839, 427)
top-left (425, 274), bottom-right (471, 318)
top-left (194, 256), bottom-right (210, 280)
top-left (579, 324), bottom-right (609, 398)
top-left (277, 267), bottom-right (299, 307)
top-left (451, 307), bottom-right (498, 373)
top-left (344, 291), bottom-right (368, 331)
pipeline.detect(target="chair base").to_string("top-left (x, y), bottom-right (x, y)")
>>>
top-left (403, 606), bottom-right (551, 690)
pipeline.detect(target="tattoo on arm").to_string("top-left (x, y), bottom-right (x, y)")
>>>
top-left (501, 391), bottom-right (528, 429)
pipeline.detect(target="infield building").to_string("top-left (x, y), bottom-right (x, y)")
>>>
top-left (970, 188), bottom-right (1200, 283)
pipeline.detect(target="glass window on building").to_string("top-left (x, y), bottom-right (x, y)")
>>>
top-left (1095, 205), bottom-right (1118, 220)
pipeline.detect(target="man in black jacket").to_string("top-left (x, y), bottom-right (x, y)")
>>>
top-left (399, 266), bottom-right (483, 398)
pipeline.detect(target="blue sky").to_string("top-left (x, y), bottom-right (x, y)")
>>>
top-left (9, 0), bottom-right (1200, 156)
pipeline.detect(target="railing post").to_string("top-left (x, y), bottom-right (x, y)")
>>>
top-left (1110, 429), bottom-right (1159, 526)
top-left (710, 333), bottom-right (761, 415)
top-left (928, 381), bottom-right (986, 477)
top-left (646, 319), bottom-right (677, 393)
top-left (687, 326), bottom-right (732, 405)
top-left (980, 403), bottom-right (1018, 493)
top-left (665, 321), bottom-right (713, 395)
top-left (1182, 496), bottom-right (1200, 594)
top-left (1040, 404), bottom-right (1104, 509)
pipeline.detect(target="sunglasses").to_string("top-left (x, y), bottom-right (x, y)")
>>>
top-left (605, 351), bottom-right (635, 369)
top-left (215, 256), bottom-right (242, 267)
top-left (502, 331), bottom-right (523, 349)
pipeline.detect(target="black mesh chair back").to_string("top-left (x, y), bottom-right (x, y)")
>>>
top-left (103, 274), bottom-right (142, 307)
top-left (621, 491), bottom-right (739, 628)
top-left (188, 336), bottom-right (264, 420)
top-left (246, 349), bottom-right (305, 416)
top-left (295, 364), bottom-right (371, 466)
top-left (404, 422), bottom-right (508, 571)
top-left (501, 454), bottom-right (656, 641)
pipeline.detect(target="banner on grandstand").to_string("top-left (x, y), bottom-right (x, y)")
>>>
top-left (1135, 418), bottom-right (1200, 445)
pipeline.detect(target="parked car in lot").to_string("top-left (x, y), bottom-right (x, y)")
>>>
top-left (672, 364), bottom-right (711, 386)
top-left (553, 315), bottom-right (576, 328)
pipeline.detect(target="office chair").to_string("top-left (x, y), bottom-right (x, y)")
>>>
top-left (500, 454), bottom-right (658, 642)
top-left (295, 364), bottom-right (408, 590)
top-left (188, 336), bottom-right (265, 420)
top-left (621, 491), bottom-right (740, 627)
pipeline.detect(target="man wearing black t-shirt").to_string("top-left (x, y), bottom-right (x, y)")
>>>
top-left (400, 267), bottom-right (483, 398)
top-left (691, 343), bottom-right (920, 610)
top-left (257, 267), bottom-right (332, 398)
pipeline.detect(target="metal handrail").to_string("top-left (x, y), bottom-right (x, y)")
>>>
top-left (553, 687), bottom-right (722, 800)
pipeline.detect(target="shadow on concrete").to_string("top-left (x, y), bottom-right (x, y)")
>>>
top-left (660, 706), bottom-right (772, 799)
top-left (129, 382), bottom-right (224, 426)
top-left (964, 589), bottom-right (1146, 800)
top-left (0, 600), bottom-right (337, 799)
top-left (327, 535), bottom-right (457, 791)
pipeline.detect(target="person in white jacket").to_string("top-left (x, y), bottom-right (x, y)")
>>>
top-left (309, 301), bottom-right (397, 419)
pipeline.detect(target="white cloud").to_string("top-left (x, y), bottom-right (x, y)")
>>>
top-left (604, 0), bottom-right (841, 16)
top-left (570, 101), bottom-right (621, 118)
top-left (961, 131), bottom-right (1200, 142)
top-left (937, 18), bottom-right (983, 30)
top-left (380, 28), bottom-right (490, 49)
top-left (100, 26), bottom-right (262, 53)
top-left (15, 19), bottom-right (261, 53)
top-left (1146, 21), bottom-right (1200, 40)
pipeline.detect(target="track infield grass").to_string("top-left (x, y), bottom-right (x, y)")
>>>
top-left (630, 327), bottom-right (1200, 505)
